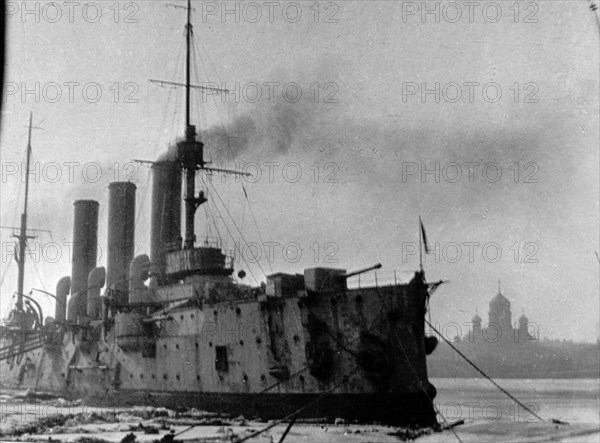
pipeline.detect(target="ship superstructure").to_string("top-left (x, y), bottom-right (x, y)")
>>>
top-left (0, 1), bottom-right (440, 427)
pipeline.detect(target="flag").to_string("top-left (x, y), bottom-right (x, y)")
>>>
top-left (419, 216), bottom-right (430, 254)
top-left (590, 1), bottom-right (600, 29)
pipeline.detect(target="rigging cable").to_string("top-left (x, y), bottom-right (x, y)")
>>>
top-left (206, 179), bottom-right (268, 280)
top-left (35, 156), bottom-right (53, 242)
top-left (0, 135), bottom-right (26, 306)
top-left (195, 36), bottom-right (229, 156)
top-left (210, 199), bottom-right (257, 285)
top-left (152, 36), bottom-right (185, 155)
top-left (201, 202), bottom-right (215, 243)
top-left (257, 293), bottom-right (386, 395)
top-left (196, 37), bottom-right (239, 161)
top-left (134, 169), bottom-right (150, 230)
top-left (393, 327), bottom-right (464, 443)
top-left (199, 174), bottom-right (223, 244)
top-left (241, 184), bottom-right (273, 275)
top-left (166, 36), bottom-right (185, 144)
top-left (30, 258), bottom-right (47, 293)
top-left (192, 36), bottom-right (276, 277)
top-left (191, 38), bottom-right (208, 138)
top-left (192, 32), bottom-right (267, 279)
top-left (234, 294), bottom-right (407, 442)
top-left (235, 369), bottom-right (362, 443)
top-left (425, 319), bottom-right (544, 423)
top-left (206, 198), bottom-right (255, 282)
top-left (202, 178), bottom-right (259, 285)
top-left (6, 150), bottom-right (26, 229)
top-left (0, 261), bottom-right (13, 287)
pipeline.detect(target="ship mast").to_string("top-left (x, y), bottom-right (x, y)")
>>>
top-left (170, 0), bottom-right (239, 251)
top-left (185, 0), bottom-right (191, 130)
top-left (182, 0), bottom-right (206, 250)
top-left (14, 113), bottom-right (35, 310)
top-left (147, 1), bottom-right (237, 255)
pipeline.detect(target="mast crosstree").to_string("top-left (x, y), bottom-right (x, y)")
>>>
top-left (151, 0), bottom-right (242, 251)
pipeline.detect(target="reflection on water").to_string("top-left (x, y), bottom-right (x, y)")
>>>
top-left (431, 378), bottom-right (600, 425)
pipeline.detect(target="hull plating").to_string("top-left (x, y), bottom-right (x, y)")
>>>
top-left (0, 275), bottom-right (437, 426)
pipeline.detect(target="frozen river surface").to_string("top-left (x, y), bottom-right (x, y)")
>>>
top-left (0, 378), bottom-right (598, 442)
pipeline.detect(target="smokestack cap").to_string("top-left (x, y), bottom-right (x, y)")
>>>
top-left (109, 182), bottom-right (137, 189)
top-left (73, 200), bottom-right (99, 206)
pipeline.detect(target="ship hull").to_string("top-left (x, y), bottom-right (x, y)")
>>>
top-left (0, 353), bottom-right (437, 427)
top-left (86, 390), bottom-right (437, 425)
top-left (1, 271), bottom-right (438, 427)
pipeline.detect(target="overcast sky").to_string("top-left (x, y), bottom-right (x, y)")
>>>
top-left (1, 1), bottom-right (598, 342)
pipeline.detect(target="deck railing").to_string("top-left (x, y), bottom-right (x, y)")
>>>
top-left (346, 269), bottom-right (418, 289)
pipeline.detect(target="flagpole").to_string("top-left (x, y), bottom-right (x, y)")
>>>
top-left (419, 216), bottom-right (423, 272)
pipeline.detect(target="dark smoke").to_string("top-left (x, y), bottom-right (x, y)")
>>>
top-left (203, 113), bottom-right (258, 161)
top-left (202, 95), bottom-right (315, 161)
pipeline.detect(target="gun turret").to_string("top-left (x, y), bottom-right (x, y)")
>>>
top-left (343, 263), bottom-right (382, 279)
top-left (304, 263), bottom-right (382, 293)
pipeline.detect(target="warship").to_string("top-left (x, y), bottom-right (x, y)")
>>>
top-left (0, 1), bottom-right (442, 427)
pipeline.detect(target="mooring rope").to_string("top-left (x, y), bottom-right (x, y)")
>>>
top-left (425, 319), bottom-right (545, 422)
top-left (231, 366), bottom-right (361, 443)
top-left (393, 329), bottom-right (464, 443)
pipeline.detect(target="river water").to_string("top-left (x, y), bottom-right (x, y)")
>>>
top-left (422, 378), bottom-right (600, 442)
top-left (431, 377), bottom-right (599, 425)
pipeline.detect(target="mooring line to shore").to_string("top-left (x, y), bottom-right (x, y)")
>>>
top-left (393, 329), bottom-right (464, 443)
top-left (172, 366), bottom-right (362, 443)
top-left (425, 319), bottom-right (545, 423)
top-left (235, 367), bottom-right (361, 443)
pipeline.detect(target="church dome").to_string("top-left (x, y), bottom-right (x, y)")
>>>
top-left (488, 283), bottom-right (513, 329)
top-left (472, 313), bottom-right (482, 324)
top-left (519, 313), bottom-right (528, 325)
top-left (490, 291), bottom-right (510, 309)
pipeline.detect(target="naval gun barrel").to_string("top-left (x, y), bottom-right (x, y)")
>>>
top-left (343, 263), bottom-right (382, 279)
